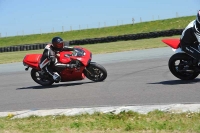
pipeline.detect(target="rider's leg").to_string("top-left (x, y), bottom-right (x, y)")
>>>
top-left (40, 59), bottom-right (61, 82)
top-left (181, 44), bottom-right (200, 61)
top-left (43, 65), bottom-right (61, 82)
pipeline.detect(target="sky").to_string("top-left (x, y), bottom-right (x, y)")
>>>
top-left (0, 0), bottom-right (200, 37)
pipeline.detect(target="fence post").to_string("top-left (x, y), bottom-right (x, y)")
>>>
top-left (176, 12), bottom-right (179, 17)
top-left (132, 18), bottom-right (134, 25)
top-left (62, 26), bottom-right (64, 33)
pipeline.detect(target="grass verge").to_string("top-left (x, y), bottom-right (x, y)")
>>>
top-left (1, 110), bottom-right (200, 133)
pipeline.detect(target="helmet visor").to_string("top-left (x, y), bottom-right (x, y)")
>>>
top-left (55, 42), bottom-right (64, 49)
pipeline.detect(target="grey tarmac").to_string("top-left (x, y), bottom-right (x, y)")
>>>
top-left (0, 47), bottom-right (200, 117)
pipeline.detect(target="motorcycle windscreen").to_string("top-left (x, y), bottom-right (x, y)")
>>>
top-left (162, 38), bottom-right (180, 49)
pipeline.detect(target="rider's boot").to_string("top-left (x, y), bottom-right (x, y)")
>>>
top-left (53, 72), bottom-right (61, 82)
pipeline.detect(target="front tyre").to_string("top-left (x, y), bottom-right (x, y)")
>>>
top-left (84, 62), bottom-right (107, 82)
top-left (31, 69), bottom-right (54, 86)
top-left (168, 53), bottom-right (199, 80)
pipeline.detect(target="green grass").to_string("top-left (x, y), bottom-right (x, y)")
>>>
top-left (0, 16), bottom-right (195, 47)
top-left (1, 110), bottom-right (200, 133)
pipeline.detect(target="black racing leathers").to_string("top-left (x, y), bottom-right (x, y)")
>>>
top-left (180, 20), bottom-right (200, 60)
top-left (39, 44), bottom-right (74, 77)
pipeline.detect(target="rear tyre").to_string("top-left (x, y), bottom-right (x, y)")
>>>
top-left (84, 62), bottom-right (107, 82)
top-left (31, 69), bottom-right (54, 86)
top-left (168, 53), bottom-right (199, 80)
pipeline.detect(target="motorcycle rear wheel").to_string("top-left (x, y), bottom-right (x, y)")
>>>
top-left (84, 62), bottom-right (107, 82)
top-left (31, 69), bottom-right (54, 86)
top-left (168, 53), bottom-right (199, 80)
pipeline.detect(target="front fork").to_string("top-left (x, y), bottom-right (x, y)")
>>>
top-left (84, 67), bottom-right (94, 76)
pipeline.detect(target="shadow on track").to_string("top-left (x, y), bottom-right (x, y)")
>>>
top-left (16, 81), bottom-right (94, 90)
top-left (148, 78), bottom-right (200, 85)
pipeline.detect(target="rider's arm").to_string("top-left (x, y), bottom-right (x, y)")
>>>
top-left (180, 28), bottom-right (197, 46)
top-left (61, 42), bottom-right (74, 51)
top-left (62, 43), bottom-right (74, 51)
top-left (62, 46), bottom-right (74, 51)
top-left (44, 48), bottom-right (56, 63)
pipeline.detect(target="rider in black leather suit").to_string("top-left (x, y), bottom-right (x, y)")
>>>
top-left (39, 37), bottom-right (75, 82)
top-left (180, 10), bottom-right (200, 64)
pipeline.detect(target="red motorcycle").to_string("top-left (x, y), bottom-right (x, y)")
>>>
top-left (162, 38), bottom-right (199, 80)
top-left (23, 46), bottom-right (107, 86)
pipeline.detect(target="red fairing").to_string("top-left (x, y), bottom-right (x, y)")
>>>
top-left (57, 51), bottom-right (72, 64)
top-left (57, 46), bottom-right (92, 81)
top-left (59, 66), bottom-right (86, 81)
top-left (162, 38), bottom-right (180, 49)
top-left (80, 47), bottom-right (92, 66)
top-left (23, 54), bottom-right (42, 70)
top-left (71, 46), bottom-right (92, 66)
top-left (58, 46), bottom-right (92, 66)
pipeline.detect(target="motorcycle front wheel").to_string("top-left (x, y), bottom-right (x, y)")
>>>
top-left (31, 69), bottom-right (54, 86)
top-left (168, 53), bottom-right (199, 80)
top-left (84, 62), bottom-right (107, 82)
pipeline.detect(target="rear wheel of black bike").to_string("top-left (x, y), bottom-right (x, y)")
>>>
top-left (168, 53), bottom-right (199, 80)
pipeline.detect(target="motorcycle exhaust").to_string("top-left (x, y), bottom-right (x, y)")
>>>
top-left (25, 67), bottom-right (29, 71)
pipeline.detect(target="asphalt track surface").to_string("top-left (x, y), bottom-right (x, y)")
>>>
top-left (0, 47), bottom-right (200, 113)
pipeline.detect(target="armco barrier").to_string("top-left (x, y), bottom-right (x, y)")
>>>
top-left (0, 29), bottom-right (183, 53)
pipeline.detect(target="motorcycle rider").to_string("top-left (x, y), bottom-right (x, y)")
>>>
top-left (180, 10), bottom-right (200, 65)
top-left (40, 37), bottom-right (75, 82)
